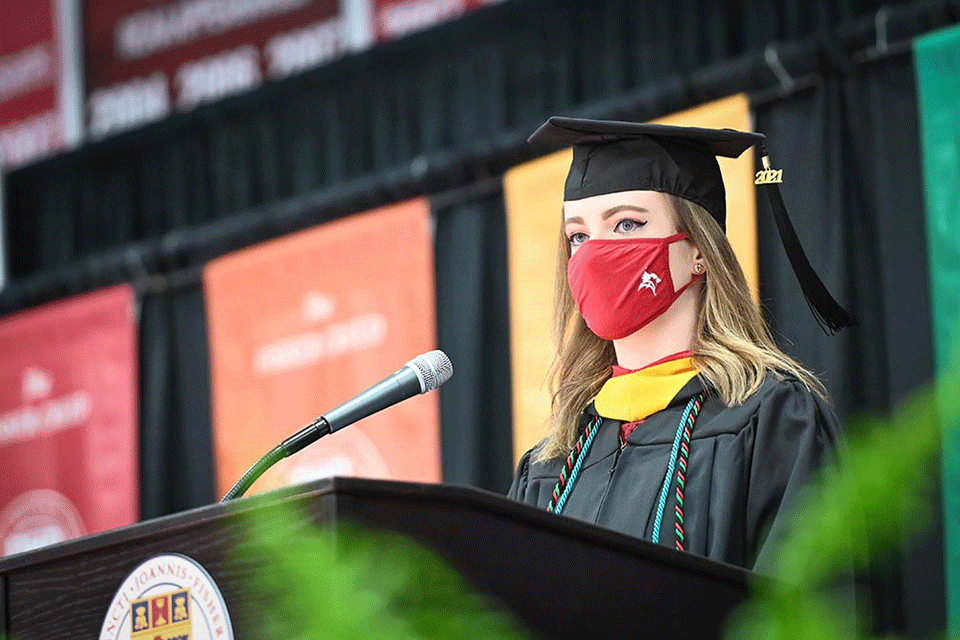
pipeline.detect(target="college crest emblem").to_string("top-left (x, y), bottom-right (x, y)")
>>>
top-left (130, 588), bottom-right (191, 639)
top-left (100, 554), bottom-right (233, 640)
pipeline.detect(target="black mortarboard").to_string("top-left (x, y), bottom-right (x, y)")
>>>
top-left (528, 116), bottom-right (855, 333)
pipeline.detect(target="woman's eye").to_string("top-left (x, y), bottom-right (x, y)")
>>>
top-left (615, 219), bottom-right (646, 233)
top-left (568, 232), bottom-right (589, 246)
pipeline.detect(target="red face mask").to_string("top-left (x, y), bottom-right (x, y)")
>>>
top-left (567, 233), bottom-right (699, 340)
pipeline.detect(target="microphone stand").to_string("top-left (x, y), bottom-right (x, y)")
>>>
top-left (220, 417), bottom-right (331, 501)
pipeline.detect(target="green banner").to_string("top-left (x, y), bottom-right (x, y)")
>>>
top-left (916, 23), bottom-right (960, 638)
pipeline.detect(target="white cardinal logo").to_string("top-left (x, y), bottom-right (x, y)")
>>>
top-left (638, 271), bottom-right (662, 295)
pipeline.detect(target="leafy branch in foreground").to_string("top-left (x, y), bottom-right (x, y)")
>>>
top-left (237, 502), bottom-right (530, 640)
top-left (726, 351), bottom-right (960, 640)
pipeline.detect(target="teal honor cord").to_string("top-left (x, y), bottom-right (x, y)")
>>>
top-left (549, 393), bottom-right (705, 551)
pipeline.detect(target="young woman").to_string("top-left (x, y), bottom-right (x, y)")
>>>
top-left (507, 116), bottom-right (853, 572)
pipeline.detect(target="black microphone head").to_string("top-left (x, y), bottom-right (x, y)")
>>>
top-left (405, 350), bottom-right (453, 393)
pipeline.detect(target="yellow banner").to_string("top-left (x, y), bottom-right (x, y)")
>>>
top-left (504, 94), bottom-right (757, 460)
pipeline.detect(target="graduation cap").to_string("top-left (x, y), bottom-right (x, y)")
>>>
top-left (528, 116), bottom-right (855, 334)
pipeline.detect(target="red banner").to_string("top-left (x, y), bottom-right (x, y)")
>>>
top-left (0, 285), bottom-right (138, 557)
top-left (205, 199), bottom-right (440, 497)
top-left (373, 0), bottom-right (501, 41)
top-left (0, 0), bottom-right (65, 168)
top-left (84, 0), bottom-right (345, 138)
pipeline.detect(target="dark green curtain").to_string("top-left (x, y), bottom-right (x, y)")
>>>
top-left (138, 284), bottom-right (216, 518)
top-left (3, 0), bottom-right (924, 278)
top-left (434, 185), bottom-right (515, 493)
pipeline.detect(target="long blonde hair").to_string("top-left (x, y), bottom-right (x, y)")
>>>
top-left (538, 193), bottom-right (825, 461)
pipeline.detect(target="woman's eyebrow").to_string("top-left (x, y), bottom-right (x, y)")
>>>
top-left (601, 205), bottom-right (649, 219)
top-left (564, 205), bottom-right (649, 225)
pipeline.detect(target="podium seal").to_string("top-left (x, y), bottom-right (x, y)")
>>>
top-left (99, 553), bottom-right (234, 640)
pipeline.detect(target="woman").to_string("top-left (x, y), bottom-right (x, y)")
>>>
top-left (507, 116), bottom-right (853, 573)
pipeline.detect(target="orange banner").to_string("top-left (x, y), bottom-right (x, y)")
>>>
top-left (204, 199), bottom-right (440, 496)
top-left (504, 95), bottom-right (757, 460)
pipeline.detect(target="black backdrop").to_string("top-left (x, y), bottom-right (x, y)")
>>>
top-left (4, 0), bottom-right (938, 275)
top-left (434, 184), bottom-right (515, 492)
top-left (2, 0), bottom-right (958, 636)
top-left (138, 285), bottom-right (216, 517)
top-left (753, 58), bottom-right (941, 637)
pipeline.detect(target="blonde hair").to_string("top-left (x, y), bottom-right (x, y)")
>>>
top-left (538, 194), bottom-right (826, 461)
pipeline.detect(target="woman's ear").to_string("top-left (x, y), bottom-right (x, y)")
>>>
top-left (690, 244), bottom-right (705, 275)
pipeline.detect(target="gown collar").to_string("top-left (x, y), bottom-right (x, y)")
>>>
top-left (583, 375), bottom-right (709, 454)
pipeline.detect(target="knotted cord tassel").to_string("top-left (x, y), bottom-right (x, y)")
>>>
top-left (757, 149), bottom-right (857, 334)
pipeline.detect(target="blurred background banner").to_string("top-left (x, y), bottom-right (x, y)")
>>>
top-left (503, 94), bottom-right (756, 461)
top-left (0, 285), bottom-right (138, 557)
top-left (83, 0), bottom-right (345, 139)
top-left (915, 22), bottom-right (960, 636)
top-left (204, 198), bottom-right (440, 496)
top-left (373, 0), bottom-right (499, 41)
top-left (0, 0), bottom-right (66, 168)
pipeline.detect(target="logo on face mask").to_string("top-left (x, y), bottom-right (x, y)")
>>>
top-left (638, 271), bottom-right (662, 295)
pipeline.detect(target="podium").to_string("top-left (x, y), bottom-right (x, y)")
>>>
top-left (0, 478), bottom-right (753, 639)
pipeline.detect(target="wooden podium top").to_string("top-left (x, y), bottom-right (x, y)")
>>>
top-left (0, 478), bottom-right (754, 639)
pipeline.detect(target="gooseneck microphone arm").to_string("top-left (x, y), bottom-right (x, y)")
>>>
top-left (220, 416), bottom-right (332, 502)
top-left (219, 444), bottom-right (290, 502)
top-left (220, 350), bottom-right (452, 502)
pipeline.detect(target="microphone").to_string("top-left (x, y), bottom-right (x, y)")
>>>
top-left (280, 349), bottom-right (453, 456)
top-left (221, 350), bottom-right (453, 501)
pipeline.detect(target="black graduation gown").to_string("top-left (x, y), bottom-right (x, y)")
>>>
top-left (507, 371), bottom-right (842, 573)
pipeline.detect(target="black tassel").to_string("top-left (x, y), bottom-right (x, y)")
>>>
top-left (757, 152), bottom-right (856, 334)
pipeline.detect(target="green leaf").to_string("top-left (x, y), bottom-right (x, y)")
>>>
top-left (235, 501), bottom-right (530, 640)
